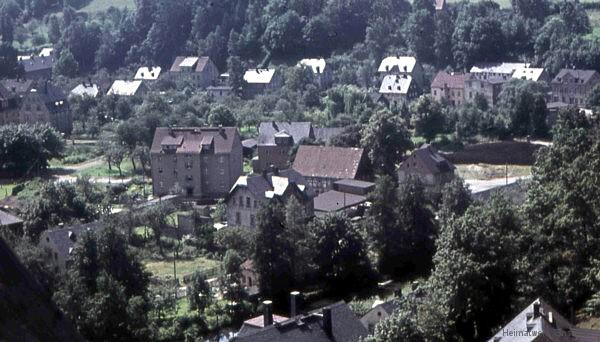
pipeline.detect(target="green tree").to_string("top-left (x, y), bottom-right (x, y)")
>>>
top-left (188, 271), bottom-right (211, 313)
top-left (54, 48), bottom-right (79, 78)
top-left (262, 10), bottom-right (304, 56)
top-left (0, 42), bottom-right (23, 78)
top-left (361, 110), bottom-right (412, 174)
top-left (208, 105), bottom-right (237, 127)
top-left (411, 95), bottom-right (445, 142)
top-left (588, 85), bottom-right (600, 108)
top-left (496, 79), bottom-right (549, 138)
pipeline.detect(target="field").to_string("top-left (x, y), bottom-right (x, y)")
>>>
top-left (144, 256), bottom-right (221, 283)
top-left (78, 0), bottom-right (136, 13)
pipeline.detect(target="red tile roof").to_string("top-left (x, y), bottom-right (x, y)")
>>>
top-left (293, 145), bottom-right (365, 179)
top-left (431, 71), bottom-right (468, 89)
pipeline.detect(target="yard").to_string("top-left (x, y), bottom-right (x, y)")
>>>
top-left (144, 256), bottom-right (221, 283)
top-left (75, 158), bottom-right (137, 179)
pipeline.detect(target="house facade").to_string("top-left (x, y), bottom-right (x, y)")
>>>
top-left (431, 71), bottom-right (468, 106)
top-left (464, 74), bottom-right (505, 108)
top-left (254, 121), bottom-right (314, 172)
top-left (551, 69), bottom-right (600, 107)
top-left (0, 79), bottom-right (71, 134)
top-left (150, 127), bottom-right (243, 200)
top-left (397, 144), bottom-right (455, 194)
top-left (292, 145), bottom-right (369, 195)
top-left (168, 56), bottom-right (220, 88)
top-left (226, 168), bottom-right (315, 229)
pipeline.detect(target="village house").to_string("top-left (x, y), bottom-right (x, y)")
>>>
top-left (150, 127), bottom-right (243, 200)
top-left (377, 55), bottom-right (425, 87)
top-left (168, 56), bottom-right (220, 88)
top-left (293, 145), bottom-right (370, 195)
top-left (431, 71), bottom-right (468, 106)
top-left (206, 85), bottom-right (234, 100)
top-left (226, 168), bottom-right (315, 229)
top-left (239, 259), bottom-right (260, 296)
top-left (298, 58), bottom-right (333, 89)
top-left (551, 69), bottom-right (600, 107)
top-left (378, 74), bottom-right (419, 107)
top-left (134, 66), bottom-right (162, 81)
top-left (236, 300), bottom-right (368, 342)
top-left (360, 299), bottom-right (399, 333)
top-left (17, 54), bottom-right (55, 80)
top-left (243, 68), bottom-right (283, 98)
top-left (254, 121), bottom-right (314, 172)
top-left (397, 144), bottom-right (455, 194)
top-left (70, 82), bottom-right (100, 98)
top-left (107, 80), bottom-right (147, 97)
top-left (488, 298), bottom-right (600, 341)
top-left (313, 179), bottom-right (375, 217)
top-left (470, 62), bottom-right (529, 80)
top-left (0, 79), bottom-right (71, 134)
top-left (464, 74), bottom-right (506, 108)
top-left (38, 221), bottom-right (105, 272)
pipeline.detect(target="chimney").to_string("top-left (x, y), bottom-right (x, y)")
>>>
top-left (290, 291), bottom-right (300, 317)
top-left (322, 307), bottom-right (332, 337)
top-left (263, 300), bottom-right (274, 327)
top-left (533, 302), bottom-right (541, 318)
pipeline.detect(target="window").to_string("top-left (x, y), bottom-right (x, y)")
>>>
top-left (219, 156), bottom-right (225, 163)
top-left (246, 197), bottom-right (251, 207)
top-left (239, 196), bottom-right (243, 207)
top-left (232, 197), bottom-right (236, 205)
top-left (250, 215), bottom-right (255, 226)
top-left (158, 168), bottom-right (163, 173)
top-left (186, 175), bottom-right (193, 181)
top-left (219, 168), bottom-right (225, 175)
top-left (433, 90), bottom-right (437, 96)
top-left (173, 156), bottom-right (177, 162)
top-left (236, 212), bottom-right (241, 224)
top-left (254, 200), bottom-right (257, 208)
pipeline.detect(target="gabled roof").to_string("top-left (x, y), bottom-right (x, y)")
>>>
top-left (39, 47), bottom-right (54, 57)
top-left (229, 169), bottom-right (314, 201)
top-left (298, 58), bottom-right (327, 74)
top-left (244, 69), bottom-right (276, 84)
top-left (17, 55), bottom-right (54, 73)
top-left (1, 79), bottom-right (35, 96)
top-left (379, 75), bottom-right (413, 95)
top-left (0, 209), bottom-right (23, 227)
top-left (552, 69), bottom-right (600, 85)
top-left (314, 127), bottom-right (344, 144)
top-left (41, 221), bottom-right (105, 263)
top-left (28, 83), bottom-right (67, 104)
top-left (435, 0), bottom-right (446, 10)
top-left (399, 144), bottom-right (455, 175)
top-left (378, 56), bottom-right (417, 73)
top-left (470, 62), bottom-right (529, 75)
top-left (70, 83), bottom-right (99, 97)
top-left (293, 145), bottom-right (365, 179)
top-left (107, 80), bottom-right (144, 96)
top-left (488, 298), bottom-right (600, 342)
top-left (134, 66), bottom-right (162, 80)
top-left (169, 56), bottom-right (213, 73)
top-left (258, 122), bottom-right (314, 146)
top-left (150, 127), bottom-right (240, 154)
top-left (431, 71), bottom-right (468, 89)
top-left (512, 67), bottom-right (545, 82)
top-left (236, 301), bottom-right (368, 342)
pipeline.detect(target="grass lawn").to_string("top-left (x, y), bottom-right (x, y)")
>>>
top-left (76, 158), bottom-right (136, 179)
top-left (144, 256), bottom-right (221, 283)
top-left (456, 163), bottom-right (532, 180)
top-left (78, 0), bottom-right (136, 13)
top-left (0, 182), bottom-right (18, 200)
top-left (239, 125), bottom-right (258, 138)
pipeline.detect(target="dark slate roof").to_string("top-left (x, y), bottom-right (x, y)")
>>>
top-left (293, 145), bottom-right (365, 179)
top-left (488, 298), bottom-right (600, 342)
top-left (314, 127), bottom-right (344, 144)
top-left (0, 209), bottom-right (23, 227)
top-left (1, 79), bottom-right (35, 96)
top-left (334, 179), bottom-right (375, 190)
top-left (552, 69), bottom-right (600, 85)
top-left (36, 82), bottom-right (67, 103)
top-left (399, 144), bottom-right (455, 175)
top-left (18, 55), bottom-right (55, 73)
top-left (150, 127), bottom-right (240, 154)
top-left (236, 301), bottom-right (368, 342)
top-left (258, 122), bottom-right (314, 146)
top-left (42, 221), bottom-right (105, 262)
top-left (314, 190), bottom-right (367, 212)
top-left (229, 169), bottom-right (315, 200)
top-left (0, 237), bottom-right (84, 342)
top-left (431, 71), bottom-right (468, 89)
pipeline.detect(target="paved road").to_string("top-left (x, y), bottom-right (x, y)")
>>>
top-left (465, 175), bottom-right (531, 194)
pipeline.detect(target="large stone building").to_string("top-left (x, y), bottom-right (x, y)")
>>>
top-left (466, 62), bottom-right (531, 108)
top-left (377, 55), bottom-right (425, 88)
top-left (168, 56), bottom-right (220, 88)
top-left (551, 69), bottom-right (600, 107)
top-left (397, 144), bottom-right (455, 194)
top-left (254, 121), bottom-right (314, 172)
top-left (431, 71), bottom-right (468, 106)
top-left (292, 145), bottom-right (370, 195)
top-left (0, 79), bottom-right (71, 133)
top-left (226, 168), bottom-right (315, 229)
top-left (17, 54), bottom-right (55, 79)
top-left (150, 127), bottom-right (243, 200)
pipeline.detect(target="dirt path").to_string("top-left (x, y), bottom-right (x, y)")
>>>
top-left (63, 156), bottom-right (104, 172)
